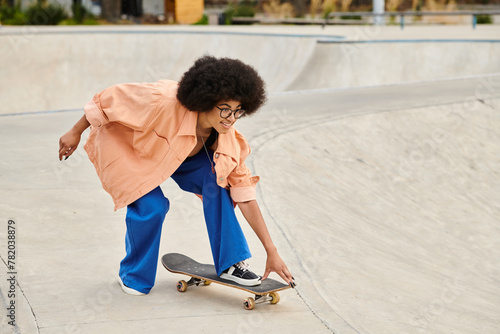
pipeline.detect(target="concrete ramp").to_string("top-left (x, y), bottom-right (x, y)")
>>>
top-left (0, 25), bottom-right (499, 334)
top-left (287, 40), bottom-right (500, 91)
top-left (2, 26), bottom-right (500, 114)
top-left (253, 96), bottom-right (500, 333)
top-left (0, 27), bottom-right (320, 114)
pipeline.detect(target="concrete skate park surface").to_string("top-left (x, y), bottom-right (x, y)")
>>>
top-left (0, 24), bottom-right (499, 333)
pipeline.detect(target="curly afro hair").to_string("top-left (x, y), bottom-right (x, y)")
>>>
top-left (176, 55), bottom-right (267, 116)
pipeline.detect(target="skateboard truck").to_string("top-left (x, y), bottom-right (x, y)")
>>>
top-left (177, 277), bottom-right (212, 292)
top-left (244, 292), bottom-right (280, 310)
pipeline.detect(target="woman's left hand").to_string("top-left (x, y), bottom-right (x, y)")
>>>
top-left (236, 200), bottom-right (296, 287)
top-left (262, 250), bottom-right (295, 287)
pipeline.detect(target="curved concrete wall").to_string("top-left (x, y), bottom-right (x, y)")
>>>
top-left (287, 41), bottom-right (500, 91)
top-left (1, 27), bottom-right (499, 114)
top-left (0, 29), bottom-right (317, 114)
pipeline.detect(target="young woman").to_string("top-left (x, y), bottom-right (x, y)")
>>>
top-left (58, 55), bottom-right (295, 295)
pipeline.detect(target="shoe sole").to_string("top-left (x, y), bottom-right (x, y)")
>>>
top-left (117, 275), bottom-right (146, 296)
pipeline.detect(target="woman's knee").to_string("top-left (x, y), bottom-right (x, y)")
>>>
top-left (154, 196), bottom-right (170, 218)
top-left (136, 187), bottom-right (170, 219)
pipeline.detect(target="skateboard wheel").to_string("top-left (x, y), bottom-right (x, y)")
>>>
top-left (243, 297), bottom-right (255, 310)
top-left (269, 292), bottom-right (280, 304)
top-left (177, 280), bottom-right (188, 292)
top-left (203, 280), bottom-right (212, 286)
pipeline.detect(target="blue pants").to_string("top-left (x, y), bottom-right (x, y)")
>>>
top-left (119, 150), bottom-right (252, 294)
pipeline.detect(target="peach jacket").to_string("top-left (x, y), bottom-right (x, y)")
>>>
top-left (83, 80), bottom-right (259, 211)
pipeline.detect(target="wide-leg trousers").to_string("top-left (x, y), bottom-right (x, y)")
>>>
top-left (118, 149), bottom-right (252, 294)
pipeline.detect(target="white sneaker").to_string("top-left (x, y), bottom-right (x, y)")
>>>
top-left (220, 260), bottom-right (261, 286)
top-left (118, 275), bottom-right (146, 296)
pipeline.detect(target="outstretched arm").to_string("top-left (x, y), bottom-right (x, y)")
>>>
top-left (237, 199), bottom-right (295, 287)
top-left (59, 81), bottom-right (162, 162)
top-left (58, 114), bottom-right (90, 161)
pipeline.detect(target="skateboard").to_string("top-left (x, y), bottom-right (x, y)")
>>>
top-left (161, 253), bottom-right (292, 310)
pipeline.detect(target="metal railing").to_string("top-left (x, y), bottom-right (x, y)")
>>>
top-left (231, 11), bottom-right (500, 29)
top-left (325, 10), bottom-right (500, 29)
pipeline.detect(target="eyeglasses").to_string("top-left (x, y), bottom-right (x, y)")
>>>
top-left (216, 106), bottom-right (246, 119)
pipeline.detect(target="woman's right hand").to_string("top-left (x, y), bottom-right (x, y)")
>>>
top-left (58, 128), bottom-right (81, 161)
top-left (59, 114), bottom-right (91, 161)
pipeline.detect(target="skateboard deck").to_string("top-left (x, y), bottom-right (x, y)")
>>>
top-left (161, 253), bottom-right (292, 309)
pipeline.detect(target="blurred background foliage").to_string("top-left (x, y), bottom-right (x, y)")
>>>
top-left (1, 0), bottom-right (498, 25)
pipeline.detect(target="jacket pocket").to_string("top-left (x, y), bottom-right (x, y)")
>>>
top-left (136, 129), bottom-right (171, 162)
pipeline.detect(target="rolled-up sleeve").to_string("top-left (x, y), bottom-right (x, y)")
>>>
top-left (224, 130), bottom-right (260, 202)
top-left (84, 82), bottom-right (161, 130)
top-left (229, 175), bottom-right (260, 202)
